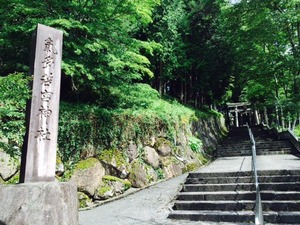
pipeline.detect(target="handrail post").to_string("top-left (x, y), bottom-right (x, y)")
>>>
top-left (246, 124), bottom-right (264, 225)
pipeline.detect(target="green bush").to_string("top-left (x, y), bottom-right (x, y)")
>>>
top-left (0, 73), bottom-right (31, 156)
top-left (294, 126), bottom-right (300, 138)
top-left (188, 136), bottom-right (203, 154)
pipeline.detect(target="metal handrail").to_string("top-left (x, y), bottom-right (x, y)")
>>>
top-left (247, 125), bottom-right (264, 225)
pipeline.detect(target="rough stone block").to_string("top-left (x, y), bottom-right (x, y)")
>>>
top-left (0, 150), bottom-right (19, 181)
top-left (0, 182), bottom-right (78, 225)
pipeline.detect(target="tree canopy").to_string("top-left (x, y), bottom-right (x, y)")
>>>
top-left (221, 0), bottom-right (300, 128)
top-left (1, 0), bottom-right (300, 129)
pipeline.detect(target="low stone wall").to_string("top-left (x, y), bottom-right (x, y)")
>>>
top-left (71, 115), bottom-right (227, 208)
top-left (0, 114), bottom-right (227, 209)
top-left (278, 130), bottom-right (300, 153)
top-left (192, 116), bottom-right (226, 151)
top-left (261, 123), bottom-right (300, 154)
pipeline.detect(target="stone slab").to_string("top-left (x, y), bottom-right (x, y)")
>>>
top-left (0, 182), bottom-right (78, 225)
top-left (20, 24), bottom-right (63, 182)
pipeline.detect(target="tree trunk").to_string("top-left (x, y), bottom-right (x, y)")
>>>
top-left (280, 106), bottom-right (285, 129)
top-left (158, 60), bottom-right (163, 95)
top-left (263, 106), bottom-right (269, 126)
top-left (275, 105), bottom-right (280, 128)
top-left (180, 81), bottom-right (184, 103)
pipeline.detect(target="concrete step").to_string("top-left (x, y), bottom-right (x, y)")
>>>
top-left (168, 210), bottom-right (300, 223)
top-left (188, 170), bottom-right (300, 178)
top-left (177, 191), bottom-right (300, 201)
top-left (168, 210), bottom-right (255, 223)
top-left (173, 200), bottom-right (256, 211)
top-left (183, 182), bottom-right (300, 192)
top-left (173, 200), bottom-right (300, 211)
top-left (183, 183), bottom-right (255, 192)
top-left (172, 168), bottom-right (300, 223)
top-left (218, 149), bottom-right (292, 157)
top-left (186, 175), bottom-right (300, 184)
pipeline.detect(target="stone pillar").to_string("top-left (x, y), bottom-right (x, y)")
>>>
top-left (254, 110), bottom-right (260, 125)
top-left (20, 24), bottom-right (63, 182)
top-left (235, 106), bottom-right (239, 127)
top-left (2, 24), bottom-right (79, 225)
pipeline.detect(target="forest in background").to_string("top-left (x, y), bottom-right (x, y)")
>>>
top-left (1, 0), bottom-right (300, 162)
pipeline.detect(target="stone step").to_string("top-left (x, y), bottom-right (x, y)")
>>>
top-left (182, 182), bottom-right (300, 192)
top-left (173, 200), bottom-right (300, 211)
top-left (219, 145), bottom-right (292, 151)
top-left (218, 149), bottom-right (292, 157)
top-left (183, 183), bottom-right (255, 192)
top-left (177, 191), bottom-right (300, 201)
top-left (168, 210), bottom-right (300, 224)
top-left (168, 210), bottom-right (257, 223)
top-left (186, 175), bottom-right (300, 184)
top-left (188, 170), bottom-right (300, 178)
top-left (173, 200), bottom-right (256, 211)
top-left (219, 145), bottom-right (292, 150)
top-left (257, 150), bottom-right (292, 155)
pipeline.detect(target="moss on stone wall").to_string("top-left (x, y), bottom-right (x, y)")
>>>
top-left (75, 158), bottom-right (99, 170)
top-left (98, 149), bottom-right (127, 168)
top-left (102, 175), bottom-right (131, 190)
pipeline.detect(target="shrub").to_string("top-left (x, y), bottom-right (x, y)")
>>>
top-left (0, 73), bottom-right (31, 156)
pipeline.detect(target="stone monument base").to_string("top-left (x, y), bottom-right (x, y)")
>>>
top-left (0, 182), bottom-right (78, 225)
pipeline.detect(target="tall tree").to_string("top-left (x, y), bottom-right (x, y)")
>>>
top-left (144, 0), bottom-right (232, 107)
top-left (0, 0), bottom-right (160, 104)
top-left (221, 0), bottom-right (300, 128)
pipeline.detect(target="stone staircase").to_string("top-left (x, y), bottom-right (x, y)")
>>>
top-left (169, 170), bottom-right (300, 224)
top-left (169, 126), bottom-right (300, 224)
top-left (217, 126), bottom-right (294, 157)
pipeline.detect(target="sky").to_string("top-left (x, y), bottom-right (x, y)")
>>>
top-left (230, 0), bottom-right (241, 4)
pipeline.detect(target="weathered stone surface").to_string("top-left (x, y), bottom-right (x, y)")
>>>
top-left (55, 162), bottom-right (64, 177)
top-left (78, 192), bottom-right (93, 209)
top-left (0, 150), bottom-right (19, 181)
top-left (94, 175), bottom-right (131, 200)
top-left (160, 157), bottom-right (184, 179)
top-left (71, 158), bottom-right (105, 196)
top-left (155, 138), bottom-right (172, 156)
top-left (127, 141), bottom-right (138, 162)
top-left (20, 24), bottom-right (63, 183)
top-left (55, 156), bottom-right (64, 176)
top-left (143, 146), bottom-right (160, 169)
top-left (128, 160), bottom-right (158, 188)
top-left (192, 117), bottom-right (226, 152)
top-left (144, 136), bottom-right (156, 147)
top-left (177, 129), bottom-right (188, 146)
top-left (0, 182), bottom-right (78, 225)
top-left (99, 149), bottom-right (130, 178)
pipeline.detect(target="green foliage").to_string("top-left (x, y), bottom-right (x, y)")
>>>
top-left (221, 0), bottom-right (300, 127)
top-left (155, 168), bottom-right (165, 179)
top-left (108, 83), bottom-right (160, 109)
top-left (188, 136), bottom-right (203, 154)
top-left (0, 0), bottom-right (161, 102)
top-left (78, 192), bottom-right (92, 208)
top-left (183, 162), bottom-right (198, 173)
top-left (294, 126), bottom-right (300, 138)
top-left (0, 73), bottom-right (30, 156)
top-left (4, 172), bottom-right (20, 185)
top-left (57, 86), bottom-right (217, 163)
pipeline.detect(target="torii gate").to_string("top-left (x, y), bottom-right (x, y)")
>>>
top-left (226, 102), bottom-right (261, 127)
